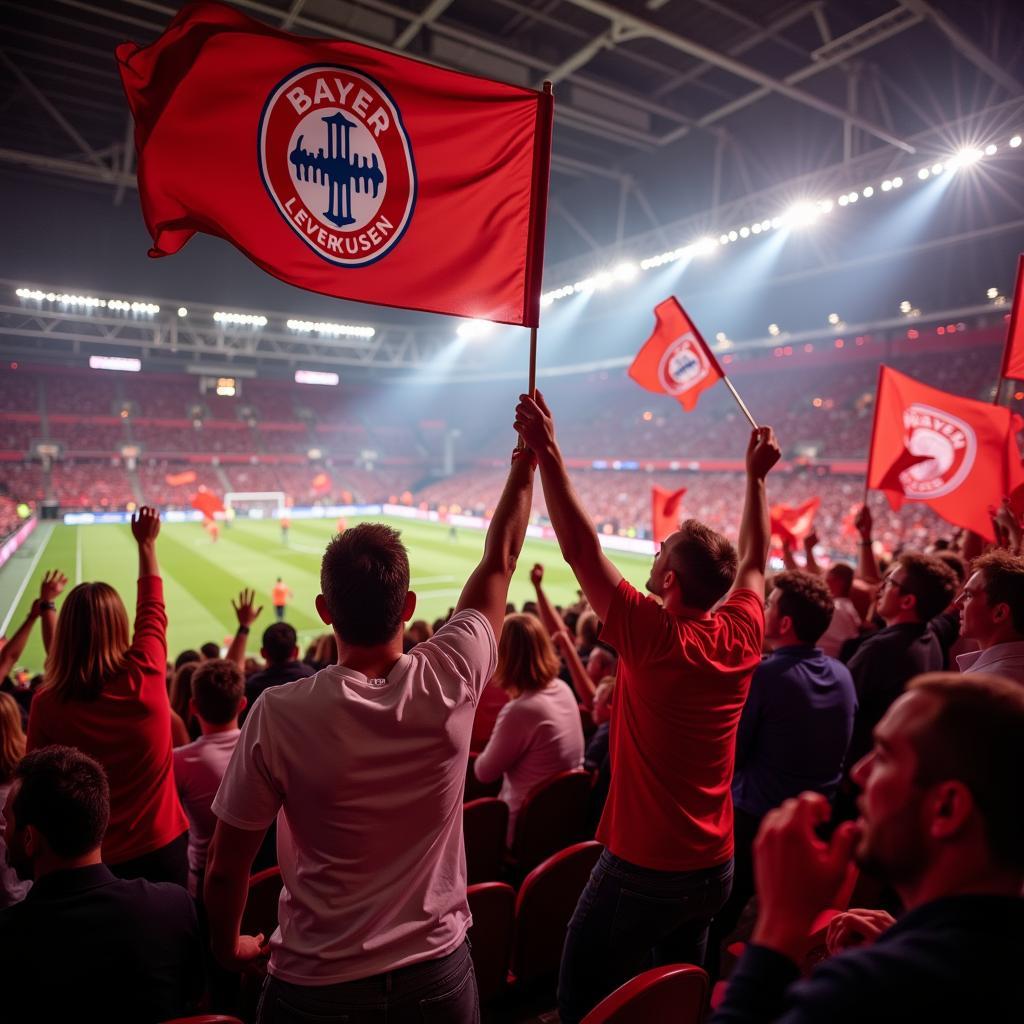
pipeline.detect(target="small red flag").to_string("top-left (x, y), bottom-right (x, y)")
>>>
top-left (867, 366), bottom-right (1024, 540)
top-left (770, 498), bottom-right (820, 546)
top-left (191, 489), bottom-right (225, 521)
top-left (999, 254), bottom-right (1024, 380)
top-left (651, 485), bottom-right (687, 544)
top-left (116, 1), bottom-right (553, 325)
top-left (165, 469), bottom-right (197, 487)
top-left (311, 471), bottom-right (332, 496)
top-left (628, 298), bottom-right (725, 412)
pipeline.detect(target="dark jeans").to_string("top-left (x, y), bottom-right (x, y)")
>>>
top-left (706, 807), bottom-right (761, 982)
top-left (557, 848), bottom-right (733, 1024)
top-left (256, 939), bottom-right (478, 1024)
top-left (108, 830), bottom-right (188, 888)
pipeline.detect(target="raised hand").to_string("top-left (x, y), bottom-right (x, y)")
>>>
top-left (232, 588), bottom-right (264, 628)
top-left (530, 563), bottom-right (544, 587)
top-left (131, 505), bottom-right (161, 546)
top-left (803, 529), bottom-right (819, 552)
top-left (854, 504), bottom-right (872, 540)
top-left (39, 570), bottom-right (68, 603)
top-left (514, 390), bottom-right (557, 456)
top-left (746, 426), bottom-right (781, 480)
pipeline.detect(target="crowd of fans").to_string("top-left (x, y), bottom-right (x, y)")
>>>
top-left (0, 383), bottom-right (1021, 1023)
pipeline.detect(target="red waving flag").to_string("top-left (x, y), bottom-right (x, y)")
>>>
top-left (191, 489), bottom-right (225, 521)
top-left (651, 485), bottom-right (687, 544)
top-left (311, 471), bottom-right (333, 496)
top-left (116, 2), bottom-right (552, 326)
top-left (999, 254), bottom-right (1024, 380)
top-left (165, 469), bottom-right (197, 487)
top-left (629, 298), bottom-right (725, 412)
top-left (867, 365), bottom-right (1024, 540)
top-left (769, 498), bottom-right (820, 546)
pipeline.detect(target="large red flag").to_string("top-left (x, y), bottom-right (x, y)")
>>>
top-left (999, 254), bottom-right (1024, 380)
top-left (191, 490), bottom-right (225, 521)
top-left (651, 485), bottom-right (687, 544)
top-left (117, 2), bottom-right (552, 325)
top-left (867, 366), bottom-right (1024, 540)
top-left (770, 498), bottom-right (820, 546)
top-left (628, 298), bottom-right (725, 412)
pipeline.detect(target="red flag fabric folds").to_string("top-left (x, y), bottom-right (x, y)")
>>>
top-left (867, 365), bottom-right (1024, 540)
top-left (116, 1), bottom-right (552, 326)
top-left (651, 485), bottom-right (687, 544)
top-left (165, 469), bottom-right (197, 487)
top-left (191, 490), bottom-right (225, 521)
top-left (311, 471), bottom-right (332, 496)
top-left (628, 298), bottom-right (725, 412)
top-left (769, 498), bottom-right (820, 546)
top-left (999, 254), bottom-right (1024, 380)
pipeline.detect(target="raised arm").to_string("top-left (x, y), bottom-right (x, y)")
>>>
top-left (529, 563), bottom-right (563, 637)
top-left (131, 505), bottom-right (161, 577)
top-left (226, 589), bottom-right (263, 670)
top-left (733, 427), bottom-right (782, 596)
top-left (780, 539), bottom-right (799, 572)
top-left (38, 570), bottom-right (67, 653)
top-left (514, 391), bottom-right (622, 621)
top-left (551, 630), bottom-right (598, 708)
top-left (854, 504), bottom-right (881, 583)
top-left (802, 530), bottom-right (823, 575)
top-left (0, 601), bottom-right (41, 680)
top-left (456, 448), bottom-right (535, 639)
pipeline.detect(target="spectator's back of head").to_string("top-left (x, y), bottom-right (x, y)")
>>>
top-left (200, 642), bottom-right (220, 660)
top-left (8, 746), bottom-right (109, 872)
top-left (45, 582), bottom-right (130, 701)
top-left (0, 691), bottom-right (26, 784)
top-left (576, 611), bottom-right (600, 650)
top-left (320, 524), bottom-right (411, 647)
top-left (825, 561), bottom-right (854, 598)
top-left (497, 613), bottom-right (560, 694)
top-left (174, 648), bottom-right (201, 671)
top-left (890, 552), bottom-right (958, 622)
top-left (262, 621), bottom-right (298, 665)
top-left (170, 661), bottom-right (199, 722)
top-left (191, 659), bottom-right (245, 725)
top-left (652, 519), bottom-right (737, 611)
top-left (769, 570), bottom-right (835, 645)
top-left (934, 549), bottom-right (966, 586)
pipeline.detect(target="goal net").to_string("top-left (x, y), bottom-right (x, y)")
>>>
top-left (224, 491), bottom-right (287, 519)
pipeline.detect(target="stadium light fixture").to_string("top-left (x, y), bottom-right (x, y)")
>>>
top-left (286, 318), bottom-right (375, 338)
top-left (693, 236), bottom-right (718, 255)
top-left (985, 144), bottom-right (997, 156)
top-left (1011, 135), bottom-right (1022, 148)
top-left (294, 369), bottom-right (339, 386)
top-left (751, 222), bottom-right (762, 234)
top-left (783, 201), bottom-right (820, 227)
top-left (892, 176), bottom-right (903, 188)
top-left (828, 313), bottom-right (841, 325)
top-left (987, 287), bottom-right (999, 300)
top-left (215, 377), bottom-right (236, 397)
top-left (89, 355), bottom-right (140, 372)
top-left (948, 148), bottom-right (983, 170)
top-left (918, 167), bottom-right (930, 180)
top-left (768, 323), bottom-right (780, 336)
top-left (213, 311), bottom-right (267, 327)
top-left (900, 300), bottom-right (912, 314)
top-left (612, 262), bottom-right (638, 281)
top-left (931, 162), bottom-right (944, 175)
top-left (862, 186), bottom-right (874, 198)
top-left (16, 287), bottom-right (159, 314)
top-left (177, 307), bottom-right (188, 318)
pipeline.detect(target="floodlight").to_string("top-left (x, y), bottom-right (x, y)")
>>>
top-left (456, 319), bottom-right (495, 339)
top-left (177, 307), bottom-right (188, 317)
top-left (918, 168), bottom-right (930, 180)
top-left (1010, 135), bottom-right (1022, 149)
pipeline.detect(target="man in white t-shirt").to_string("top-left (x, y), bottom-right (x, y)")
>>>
top-left (817, 562), bottom-right (862, 659)
top-left (204, 451), bottom-right (535, 1023)
top-left (172, 659), bottom-right (246, 898)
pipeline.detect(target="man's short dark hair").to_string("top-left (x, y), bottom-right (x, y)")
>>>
top-left (13, 746), bottom-right (109, 859)
top-left (934, 549), bottom-right (966, 586)
top-left (772, 570), bottom-right (835, 644)
top-left (668, 519), bottom-right (738, 611)
top-left (174, 649), bottom-right (201, 670)
top-left (200, 642), bottom-right (220, 660)
top-left (909, 672), bottom-right (1024, 869)
top-left (897, 552), bottom-right (958, 622)
top-left (262, 622), bottom-right (298, 664)
top-left (320, 524), bottom-right (410, 647)
top-left (826, 562), bottom-right (854, 595)
top-left (191, 659), bottom-right (245, 725)
top-left (972, 550), bottom-right (1024, 635)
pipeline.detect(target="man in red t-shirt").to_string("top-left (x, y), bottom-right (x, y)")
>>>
top-left (515, 391), bottom-right (780, 1024)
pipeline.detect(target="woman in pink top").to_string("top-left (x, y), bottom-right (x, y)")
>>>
top-left (474, 613), bottom-right (585, 842)
top-left (27, 507), bottom-right (188, 885)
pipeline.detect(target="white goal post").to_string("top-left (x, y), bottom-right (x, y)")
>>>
top-left (224, 491), bottom-right (287, 519)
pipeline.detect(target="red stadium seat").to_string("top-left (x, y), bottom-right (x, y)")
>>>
top-left (580, 964), bottom-right (709, 1024)
top-left (159, 1017), bottom-right (244, 1023)
top-left (241, 866), bottom-right (283, 939)
top-left (463, 797), bottom-right (509, 884)
top-left (509, 840), bottom-right (602, 987)
top-left (465, 751), bottom-right (502, 801)
top-left (510, 768), bottom-right (592, 876)
top-left (466, 882), bottom-right (515, 1003)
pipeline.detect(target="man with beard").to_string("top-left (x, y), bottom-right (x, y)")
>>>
top-left (711, 671), bottom-right (1024, 1022)
top-left (514, 390), bottom-right (781, 1024)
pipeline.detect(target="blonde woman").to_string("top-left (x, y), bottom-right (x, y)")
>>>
top-left (0, 692), bottom-right (30, 907)
top-left (474, 613), bottom-right (585, 842)
top-left (27, 507), bottom-right (188, 885)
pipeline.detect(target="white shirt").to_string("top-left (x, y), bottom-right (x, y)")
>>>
top-left (474, 681), bottom-right (585, 842)
top-left (212, 609), bottom-right (496, 985)
top-left (956, 641), bottom-right (1024, 684)
top-left (818, 596), bottom-right (861, 659)
top-left (173, 728), bottom-right (241, 887)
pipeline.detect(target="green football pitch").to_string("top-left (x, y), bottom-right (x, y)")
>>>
top-left (0, 517), bottom-right (654, 675)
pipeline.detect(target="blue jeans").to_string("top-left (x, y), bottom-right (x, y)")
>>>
top-left (256, 940), bottom-right (478, 1024)
top-left (557, 849), bottom-right (733, 1024)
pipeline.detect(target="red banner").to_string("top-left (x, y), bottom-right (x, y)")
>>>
top-left (867, 365), bottom-right (1024, 540)
top-left (311, 471), bottom-right (332, 496)
top-left (770, 498), bottom-right (820, 546)
top-left (165, 469), bottom-right (197, 487)
top-left (628, 298), bottom-right (725, 412)
top-left (117, 1), bottom-right (552, 325)
top-left (651, 485), bottom-right (687, 544)
top-left (191, 489), bottom-right (225, 521)
top-left (999, 254), bottom-right (1024, 380)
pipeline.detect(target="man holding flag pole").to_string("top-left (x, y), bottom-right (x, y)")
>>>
top-left (514, 295), bottom-right (780, 1023)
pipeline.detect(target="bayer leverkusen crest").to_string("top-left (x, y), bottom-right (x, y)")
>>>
top-left (898, 403), bottom-right (977, 498)
top-left (658, 333), bottom-right (711, 396)
top-left (259, 64), bottom-right (417, 267)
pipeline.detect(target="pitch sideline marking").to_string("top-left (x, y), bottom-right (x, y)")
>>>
top-left (75, 526), bottom-right (82, 584)
top-left (0, 525), bottom-right (53, 635)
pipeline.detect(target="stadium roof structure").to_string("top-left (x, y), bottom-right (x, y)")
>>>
top-left (1, 1), bottom-right (1023, 375)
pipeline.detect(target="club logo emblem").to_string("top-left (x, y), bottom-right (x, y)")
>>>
top-left (899, 403), bottom-right (977, 498)
top-left (658, 334), bottom-right (710, 395)
top-left (259, 64), bottom-right (416, 266)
